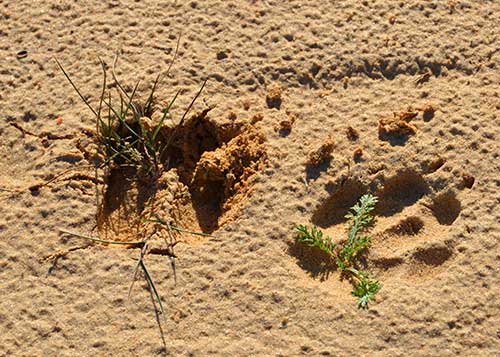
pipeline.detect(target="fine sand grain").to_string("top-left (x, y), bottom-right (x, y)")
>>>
top-left (1, 1), bottom-right (499, 356)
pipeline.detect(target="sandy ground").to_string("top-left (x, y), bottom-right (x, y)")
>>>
top-left (1, 1), bottom-right (499, 356)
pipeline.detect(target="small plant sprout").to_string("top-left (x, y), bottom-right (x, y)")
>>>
top-left (348, 268), bottom-right (382, 309)
top-left (337, 193), bottom-right (377, 271)
top-left (295, 225), bottom-right (336, 256)
top-left (294, 193), bottom-right (382, 309)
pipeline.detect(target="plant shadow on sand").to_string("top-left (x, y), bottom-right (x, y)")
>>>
top-left (288, 240), bottom-right (338, 281)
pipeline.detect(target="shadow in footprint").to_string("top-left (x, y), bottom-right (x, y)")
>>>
top-left (98, 167), bottom-right (158, 241)
top-left (376, 171), bottom-right (429, 216)
top-left (189, 180), bottom-right (225, 234)
top-left (413, 245), bottom-right (453, 266)
top-left (386, 216), bottom-right (425, 236)
top-left (378, 132), bottom-right (411, 147)
top-left (372, 257), bottom-right (405, 271)
top-left (311, 179), bottom-right (367, 228)
top-left (164, 113), bottom-right (266, 233)
top-left (429, 193), bottom-right (461, 225)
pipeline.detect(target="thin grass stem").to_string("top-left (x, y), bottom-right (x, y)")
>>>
top-left (147, 218), bottom-right (215, 238)
top-left (163, 79), bottom-right (207, 153)
top-left (60, 230), bottom-right (144, 246)
top-left (140, 260), bottom-right (167, 325)
top-left (55, 58), bottom-right (98, 118)
top-left (152, 89), bottom-right (180, 142)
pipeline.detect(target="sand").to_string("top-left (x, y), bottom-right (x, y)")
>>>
top-left (1, 1), bottom-right (499, 356)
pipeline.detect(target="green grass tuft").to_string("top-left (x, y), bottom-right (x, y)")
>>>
top-left (55, 38), bottom-right (205, 178)
top-left (55, 38), bottom-right (210, 331)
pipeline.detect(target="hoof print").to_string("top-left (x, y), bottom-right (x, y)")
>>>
top-left (98, 114), bottom-right (267, 242)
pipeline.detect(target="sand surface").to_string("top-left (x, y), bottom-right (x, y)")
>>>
top-left (1, 1), bottom-right (499, 356)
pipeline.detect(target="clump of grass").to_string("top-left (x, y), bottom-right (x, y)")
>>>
top-left (55, 40), bottom-right (210, 327)
top-left (56, 52), bottom-right (206, 178)
top-left (295, 194), bottom-right (382, 309)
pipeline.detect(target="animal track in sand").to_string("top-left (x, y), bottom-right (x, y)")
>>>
top-left (308, 168), bottom-right (467, 281)
top-left (97, 111), bottom-right (267, 243)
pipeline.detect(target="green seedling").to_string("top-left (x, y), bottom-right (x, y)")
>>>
top-left (294, 193), bottom-right (382, 309)
top-left (348, 268), bottom-right (382, 309)
top-left (295, 224), bottom-right (336, 256)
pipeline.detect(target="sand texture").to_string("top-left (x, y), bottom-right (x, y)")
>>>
top-left (1, 1), bottom-right (499, 356)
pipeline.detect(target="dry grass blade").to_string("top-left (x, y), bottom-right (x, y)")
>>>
top-left (170, 225), bottom-right (214, 237)
top-left (95, 57), bottom-right (107, 215)
top-left (62, 228), bottom-right (167, 324)
top-left (140, 260), bottom-right (167, 325)
top-left (145, 32), bottom-right (181, 114)
top-left (128, 238), bottom-right (149, 300)
top-left (152, 89), bottom-right (180, 142)
top-left (111, 53), bottom-right (133, 104)
top-left (60, 230), bottom-right (144, 246)
top-left (96, 57), bottom-right (107, 132)
top-left (164, 223), bottom-right (178, 284)
top-left (147, 218), bottom-right (215, 238)
top-left (128, 259), bottom-right (142, 300)
top-left (144, 73), bottom-right (161, 117)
